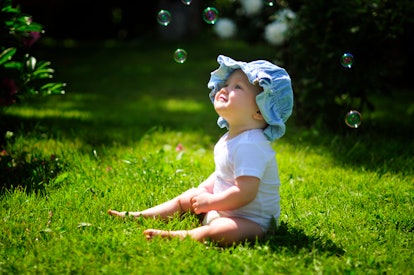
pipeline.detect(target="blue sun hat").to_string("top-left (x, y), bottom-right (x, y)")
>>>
top-left (208, 55), bottom-right (294, 141)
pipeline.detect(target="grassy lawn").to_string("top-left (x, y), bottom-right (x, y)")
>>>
top-left (1, 37), bottom-right (413, 274)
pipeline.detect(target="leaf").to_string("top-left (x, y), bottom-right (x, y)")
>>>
top-left (31, 73), bottom-right (50, 80)
top-left (1, 5), bottom-right (19, 14)
top-left (32, 68), bottom-right (55, 77)
top-left (3, 61), bottom-right (22, 70)
top-left (39, 82), bottom-right (66, 95)
top-left (29, 61), bottom-right (55, 79)
top-left (41, 83), bottom-right (62, 90)
top-left (0, 48), bottom-right (16, 65)
top-left (53, 172), bottom-right (69, 184)
top-left (36, 61), bottom-right (52, 69)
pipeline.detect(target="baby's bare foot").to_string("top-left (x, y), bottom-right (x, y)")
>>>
top-left (108, 210), bottom-right (143, 218)
top-left (107, 209), bottom-right (128, 217)
top-left (143, 229), bottom-right (168, 240)
top-left (143, 229), bottom-right (188, 240)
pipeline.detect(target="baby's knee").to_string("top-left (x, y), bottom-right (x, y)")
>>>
top-left (177, 188), bottom-right (198, 211)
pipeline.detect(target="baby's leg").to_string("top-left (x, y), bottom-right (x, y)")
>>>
top-left (108, 188), bottom-right (204, 220)
top-left (144, 217), bottom-right (264, 246)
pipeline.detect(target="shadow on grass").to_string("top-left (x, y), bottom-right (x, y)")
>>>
top-left (263, 221), bottom-right (344, 256)
top-left (282, 87), bottom-right (414, 176)
top-left (0, 148), bottom-right (65, 195)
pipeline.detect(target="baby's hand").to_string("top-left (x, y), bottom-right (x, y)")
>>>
top-left (191, 193), bottom-right (212, 214)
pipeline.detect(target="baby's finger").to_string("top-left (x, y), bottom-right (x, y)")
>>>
top-left (193, 207), bottom-right (201, 214)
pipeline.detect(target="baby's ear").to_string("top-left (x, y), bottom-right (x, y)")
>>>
top-left (253, 110), bottom-right (265, 121)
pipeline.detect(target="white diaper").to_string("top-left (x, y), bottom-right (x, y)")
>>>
top-left (202, 210), bottom-right (221, 225)
top-left (202, 210), bottom-right (278, 232)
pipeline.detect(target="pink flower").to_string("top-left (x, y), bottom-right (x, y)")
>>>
top-left (1, 78), bottom-right (17, 95)
top-left (22, 31), bottom-right (41, 48)
top-left (0, 149), bottom-right (8, 156)
top-left (0, 78), bottom-right (18, 106)
top-left (175, 144), bottom-right (184, 152)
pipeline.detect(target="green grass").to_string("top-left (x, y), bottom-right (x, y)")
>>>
top-left (1, 37), bottom-right (413, 274)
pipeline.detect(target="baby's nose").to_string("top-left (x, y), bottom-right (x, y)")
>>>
top-left (219, 86), bottom-right (228, 93)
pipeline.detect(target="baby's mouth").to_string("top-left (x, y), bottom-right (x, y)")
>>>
top-left (218, 95), bottom-right (227, 102)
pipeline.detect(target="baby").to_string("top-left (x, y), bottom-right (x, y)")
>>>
top-left (108, 55), bottom-right (293, 246)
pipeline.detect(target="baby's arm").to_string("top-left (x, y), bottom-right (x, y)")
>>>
top-left (191, 176), bottom-right (260, 214)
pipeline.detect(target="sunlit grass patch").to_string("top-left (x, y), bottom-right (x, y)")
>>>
top-left (5, 106), bottom-right (91, 120)
top-left (161, 98), bottom-right (205, 112)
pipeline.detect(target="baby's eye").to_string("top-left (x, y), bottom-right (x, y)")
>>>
top-left (235, 85), bottom-right (242, 89)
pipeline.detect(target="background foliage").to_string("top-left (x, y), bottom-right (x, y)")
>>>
top-left (0, 0), bottom-right (65, 109)
top-left (0, 0), bottom-right (66, 192)
top-left (287, 0), bottom-right (414, 129)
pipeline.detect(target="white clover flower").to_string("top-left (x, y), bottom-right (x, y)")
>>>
top-left (213, 18), bottom-right (237, 39)
top-left (240, 0), bottom-right (263, 16)
top-left (264, 20), bottom-right (288, 46)
top-left (264, 8), bottom-right (296, 46)
top-left (277, 8), bottom-right (296, 21)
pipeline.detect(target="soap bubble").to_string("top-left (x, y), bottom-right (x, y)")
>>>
top-left (203, 7), bottom-right (219, 24)
top-left (181, 0), bottom-right (192, 5)
top-left (157, 10), bottom-right (171, 26)
top-left (340, 53), bottom-right (354, 68)
top-left (345, 110), bottom-right (362, 128)
top-left (264, 0), bottom-right (276, 6)
top-left (173, 49), bottom-right (187, 63)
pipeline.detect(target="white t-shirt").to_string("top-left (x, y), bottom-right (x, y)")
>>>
top-left (213, 129), bottom-right (280, 231)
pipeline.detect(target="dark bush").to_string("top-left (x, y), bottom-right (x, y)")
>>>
top-left (0, 0), bottom-right (65, 110)
top-left (287, 0), bottom-right (414, 130)
top-left (0, 148), bottom-right (65, 194)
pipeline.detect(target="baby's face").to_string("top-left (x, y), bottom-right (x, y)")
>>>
top-left (213, 70), bottom-right (263, 125)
